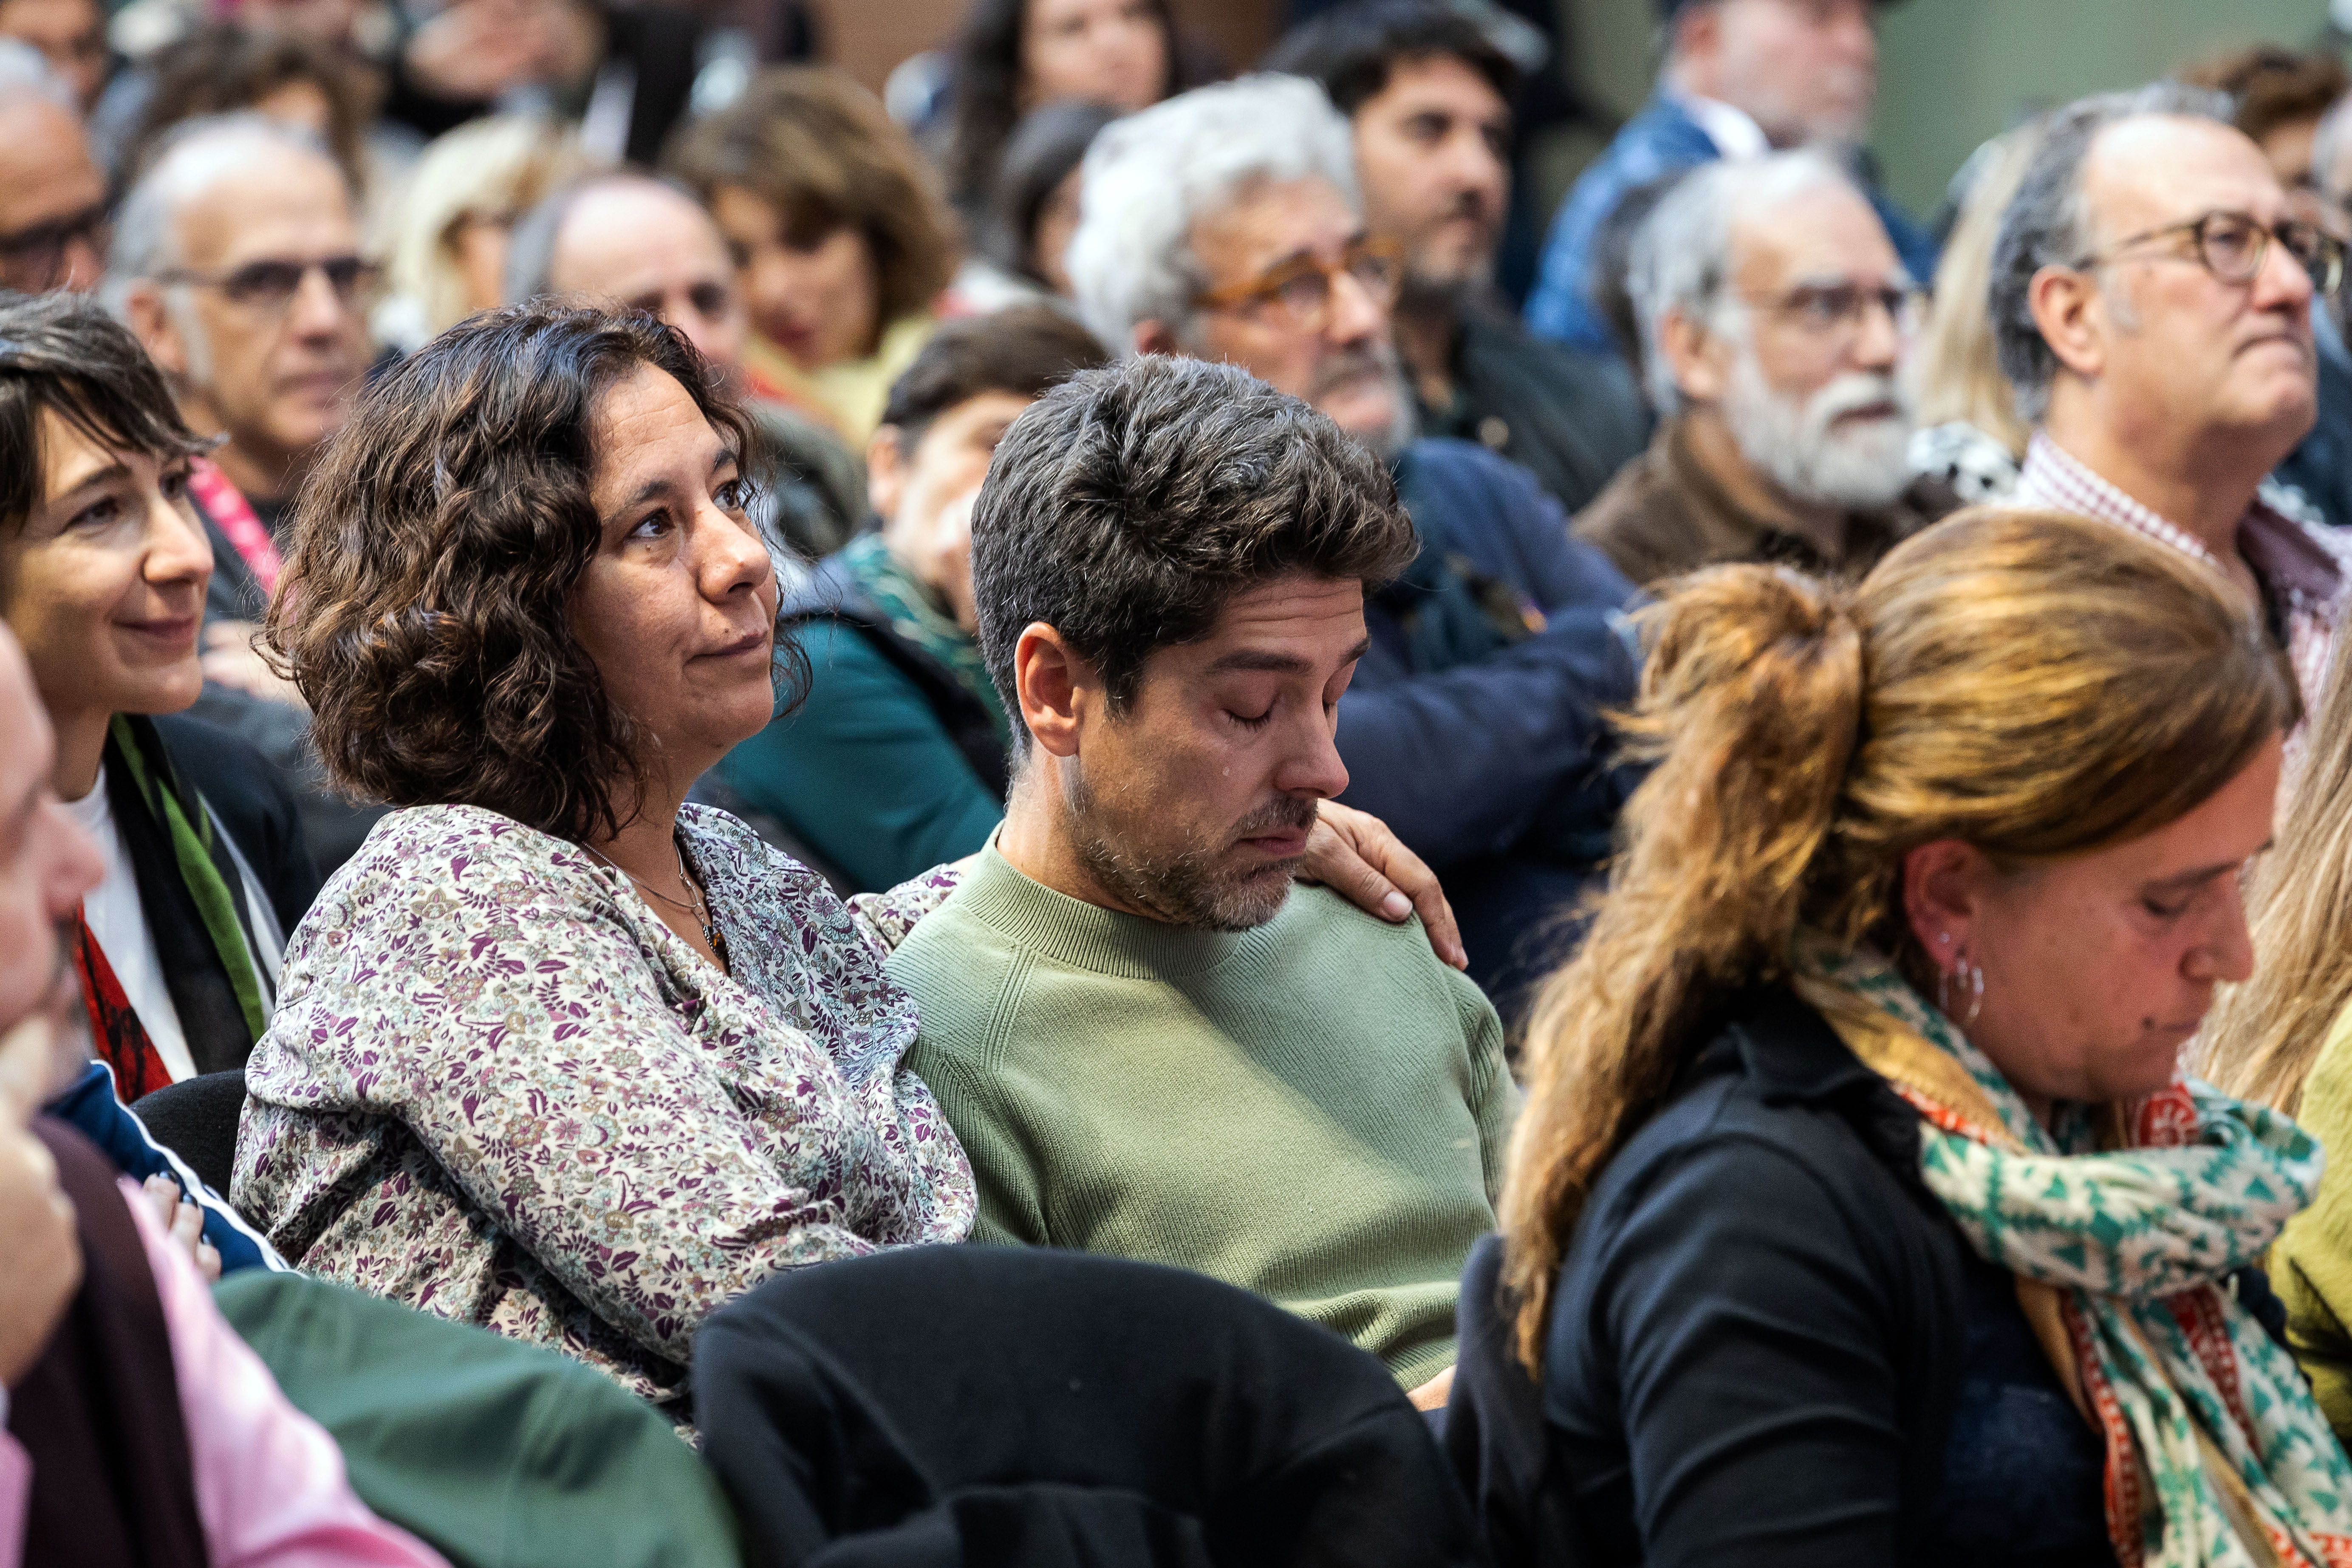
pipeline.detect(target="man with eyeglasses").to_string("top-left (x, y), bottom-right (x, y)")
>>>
top-left (1067, 73), bottom-right (1641, 1007)
top-left (105, 112), bottom-right (384, 869)
top-left (1993, 83), bottom-right (2352, 756)
top-left (502, 172), bottom-right (865, 562)
top-left (1573, 149), bottom-right (1953, 589)
top-left (0, 46), bottom-right (106, 296)
top-left (1264, 0), bottom-right (1648, 516)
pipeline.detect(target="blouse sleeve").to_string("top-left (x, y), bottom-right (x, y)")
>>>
top-left (2273, 1000), bottom-right (2352, 1436)
top-left (270, 821), bottom-right (919, 1362)
top-left (124, 1177), bottom-right (448, 1568)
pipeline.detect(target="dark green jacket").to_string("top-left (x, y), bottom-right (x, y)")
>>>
top-left (215, 1271), bottom-right (743, 1568)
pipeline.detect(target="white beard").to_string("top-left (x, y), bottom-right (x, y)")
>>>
top-left (1723, 356), bottom-right (1916, 510)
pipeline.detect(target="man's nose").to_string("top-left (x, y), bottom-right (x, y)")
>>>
top-left (1326, 268), bottom-right (1387, 350)
top-left (287, 264), bottom-right (354, 337)
top-left (1276, 713), bottom-right (1351, 801)
top-left (1850, 294), bottom-right (1904, 372)
top-left (2253, 227), bottom-right (2317, 312)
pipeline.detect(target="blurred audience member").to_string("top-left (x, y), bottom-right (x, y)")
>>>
top-left (958, 98), bottom-right (1118, 309)
top-left (1907, 120), bottom-right (2044, 503)
top-left (0, 624), bottom-right (444, 1568)
top-left (1579, 150), bottom-right (1950, 588)
top-left (667, 68), bottom-right (959, 445)
top-left (119, 25), bottom-right (380, 200)
top-left (504, 171), bottom-right (866, 557)
top-left (890, 355), bottom-right (1510, 1405)
top-left (719, 305), bottom-right (1109, 891)
top-left (2274, 90), bottom-right (2352, 531)
top-left (385, 0), bottom-right (602, 142)
top-left (2180, 43), bottom-right (2349, 203)
top-left (0, 47), bottom-right (106, 296)
top-left (938, 0), bottom-right (1193, 218)
top-left (107, 113), bottom-right (384, 868)
top-left (1487, 509), bottom-right (2317, 1563)
top-left (376, 112), bottom-right (586, 352)
top-left (1585, 166), bottom-right (1687, 376)
top-left (2206, 627), bottom-right (2352, 1441)
top-left (0, 294), bottom-right (317, 1099)
top-left (233, 306), bottom-right (976, 1420)
top-left (1069, 74), bottom-right (1640, 1000)
top-left (1266, 0), bottom-right (1647, 515)
top-left (1524, 0), bottom-right (1932, 355)
top-left (1992, 84), bottom-right (2349, 735)
top-left (0, 0), bottom-right (104, 109)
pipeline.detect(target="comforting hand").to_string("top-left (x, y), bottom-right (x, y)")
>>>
top-left (0, 1017), bottom-right (81, 1387)
top-left (201, 621), bottom-right (308, 711)
top-left (1298, 801), bottom-right (1467, 970)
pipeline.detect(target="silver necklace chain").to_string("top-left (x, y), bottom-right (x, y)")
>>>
top-left (580, 835), bottom-right (731, 968)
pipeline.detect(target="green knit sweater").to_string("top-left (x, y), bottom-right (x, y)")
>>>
top-left (887, 842), bottom-right (1517, 1387)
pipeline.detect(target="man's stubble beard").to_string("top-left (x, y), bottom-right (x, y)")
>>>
top-left (1066, 768), bottom-right (1315, 932)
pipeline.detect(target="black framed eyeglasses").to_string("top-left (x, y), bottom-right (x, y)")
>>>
top-left (1742, 280), bottom-right (1924, 340)
top-left (154, 254), bottom-right (380, 312)
top-left (0, 202), bottom-right (110, 292)
top-left (2075, 210), bottom-right (2345, 297)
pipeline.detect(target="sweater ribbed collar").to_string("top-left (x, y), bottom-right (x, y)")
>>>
top-left (954, 841), bottom-right (1279, 980)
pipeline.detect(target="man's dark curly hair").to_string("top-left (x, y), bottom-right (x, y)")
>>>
top-left (971, 355), bottom-right (1419, 749)
top-left (267, 302), bottom-right (781, 842)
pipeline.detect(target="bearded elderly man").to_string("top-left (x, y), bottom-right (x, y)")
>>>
top-left (887, 355), bottom-right (1514, 1413)
top-left (1066, 73), bottom-right (1638, 1004)
top-left (1992, 84), bottom-right (2352, 743)
top-left (1575, 150), bottom-right (1953, 587)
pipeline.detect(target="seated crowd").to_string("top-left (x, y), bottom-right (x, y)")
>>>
top-left (15, 0), bottom-right (2352, 1562)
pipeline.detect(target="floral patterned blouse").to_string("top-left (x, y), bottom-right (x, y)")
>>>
top-left (232, 803), bottom-right (976, 1415)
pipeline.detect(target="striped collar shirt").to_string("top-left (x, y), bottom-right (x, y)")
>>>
top-left (2013, 433), bottom-right (2348, 723)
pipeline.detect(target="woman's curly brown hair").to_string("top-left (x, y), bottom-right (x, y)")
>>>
top-left (267, 302), bottom-right (781, 843)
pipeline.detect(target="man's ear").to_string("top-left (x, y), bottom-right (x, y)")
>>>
top-left (120, 281), bottom-right (188, 381)
top-left (1133, 319), bottom-right (1181, 358)
top-left (1657, 303), bottom-right (1726, 407)
top-left (867, 424), bottom-right (907, 524)
top-left (1012, 622), bottom-right (1096, 760)
top-left (2027, 263), bottom-right (2107, 384)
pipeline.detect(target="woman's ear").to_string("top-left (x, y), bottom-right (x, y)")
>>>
top-left (1900, 837), bottom-right (1990, 973)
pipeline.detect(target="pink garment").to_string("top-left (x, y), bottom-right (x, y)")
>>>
top-left (0, 1179), bottom-right (448, 1568)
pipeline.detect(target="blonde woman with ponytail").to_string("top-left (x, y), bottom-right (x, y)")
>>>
top-left (1477, 507), bottom-right (2350, 1567)
top-left (2204, 625), bottom-right (2352, 1441)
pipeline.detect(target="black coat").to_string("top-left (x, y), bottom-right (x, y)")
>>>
top-left (1447, 987), bottom-right (2237, 1567)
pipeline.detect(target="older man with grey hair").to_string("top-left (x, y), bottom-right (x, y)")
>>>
top-left (1065, 72), bottom-right (1639, 1007)
top-left (1993, 82), bottom-right (2351, 734)
top-left (1572, 149), bottom-right (1953, 588)
top-left (107, 113), bottom-right (383, 867)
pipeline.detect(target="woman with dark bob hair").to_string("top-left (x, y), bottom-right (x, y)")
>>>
top-left (231, 302), bottom-right (1460, 1417)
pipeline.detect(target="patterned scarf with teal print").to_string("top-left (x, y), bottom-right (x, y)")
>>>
top-left (1792, 939), bottom-right (2352, 1568)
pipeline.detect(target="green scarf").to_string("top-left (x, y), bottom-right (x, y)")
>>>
top-left (840, 533), bottom-right (1009, 746)
top-left (1792, 939), bottom-right (2352, 1568)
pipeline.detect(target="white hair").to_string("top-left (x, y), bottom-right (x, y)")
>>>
top-left (104, 113), bottom-right (348, 385)
top-left (1065, 74), bottom-right (1359, 354)
top-left (1626, 149), bottom-right (1868, 414)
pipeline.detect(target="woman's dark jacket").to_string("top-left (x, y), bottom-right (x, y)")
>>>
top-left (1444, 987), bottom-right (2296, 1566)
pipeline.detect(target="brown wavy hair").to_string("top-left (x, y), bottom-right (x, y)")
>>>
top-left (1498, 507), bottom-right (2297, 1372)
top-left (266, 302), bottom-right (771, 843)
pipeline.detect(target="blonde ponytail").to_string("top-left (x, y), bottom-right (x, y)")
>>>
top-left (1500, 507), bottom-right (2296, 1371)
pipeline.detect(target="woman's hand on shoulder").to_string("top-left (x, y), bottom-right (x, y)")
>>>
top-left (1299, 801), bottom-right (1467, 970)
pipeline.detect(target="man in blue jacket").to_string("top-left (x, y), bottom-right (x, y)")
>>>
top-left (1066, 73), bottom-right (1640, 1001)
top-left (1523, 0), bottom-right (1934, 356)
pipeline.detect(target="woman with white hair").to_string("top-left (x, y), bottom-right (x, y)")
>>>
top-left (373, 115), bottom-right (587, 353)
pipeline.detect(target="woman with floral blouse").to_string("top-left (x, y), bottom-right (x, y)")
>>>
top-left (230, 303), bottom-right (1458, 1420)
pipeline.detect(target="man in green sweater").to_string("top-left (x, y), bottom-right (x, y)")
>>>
top-left (886, 355), bottom-right (1517, 1408)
